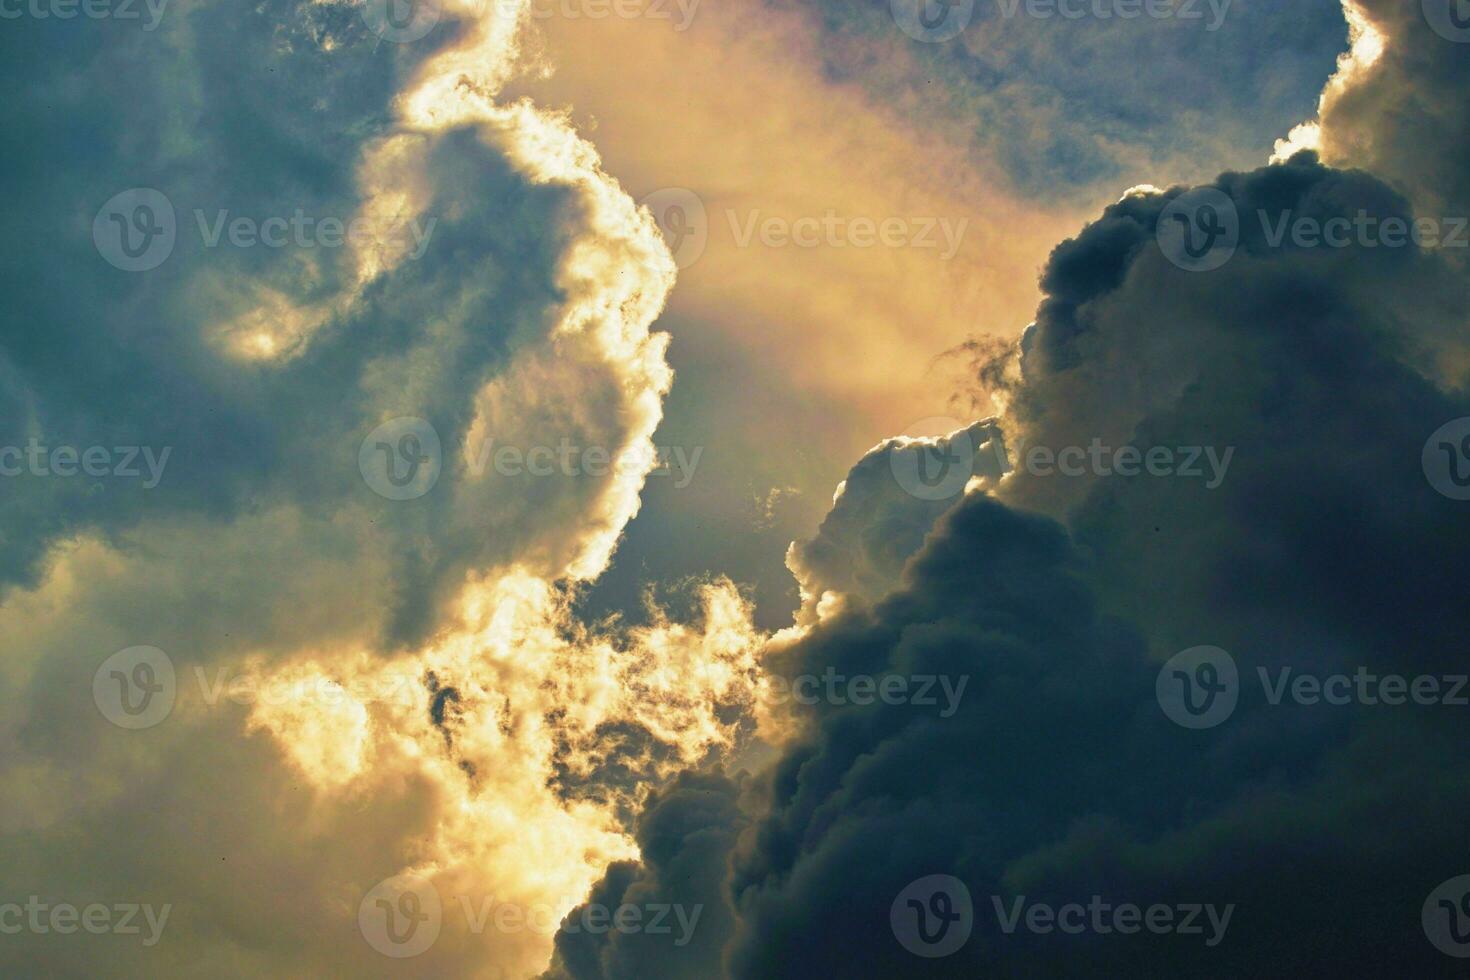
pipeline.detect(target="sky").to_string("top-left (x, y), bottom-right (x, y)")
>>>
top-left (2, 0), bottom-right (1469, 976)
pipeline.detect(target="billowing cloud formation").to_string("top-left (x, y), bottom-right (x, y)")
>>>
top-left (7, 0), bottom-right (1469, 976)
top-left (0, 0), bottom-right (770, 976)
top-left (513, 0), bottom-right (1366, 647)
top-left (787, 420), bottom-right (1008, 612)
top-left (550, 5), bottom-right (1470, 976)
top-left (541, 771), bottom-right (747, 980)
top-left (1316, 0), bottom-right (1470, 217)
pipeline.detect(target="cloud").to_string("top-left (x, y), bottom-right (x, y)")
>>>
top-left (547, 8), bottom-right (1470, 975)
top-left (6, 0), bottom-right (1467, 976)
top-left (541, 771), bottom-right (747, 980)
top-left (508, 0), bottom-right (1365, 641)
top-left (0, 0), bottom-right (770, 975)
top-left (1316, 0), bottom-right (1470, 216)
top-left (786, 420), bottom-right (1008, 613)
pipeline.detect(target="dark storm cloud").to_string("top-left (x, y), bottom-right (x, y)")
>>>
top-left (1001, 150), bottom-right (1470, 665)
top-left (542, 771), bottom-right (747, 980)
top-left (0, 0), bottom-right (605, 647)
top-left (552, 73), bottom-right (1470, 980)
top-left (715, 152), bottom-right (1470, 976)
